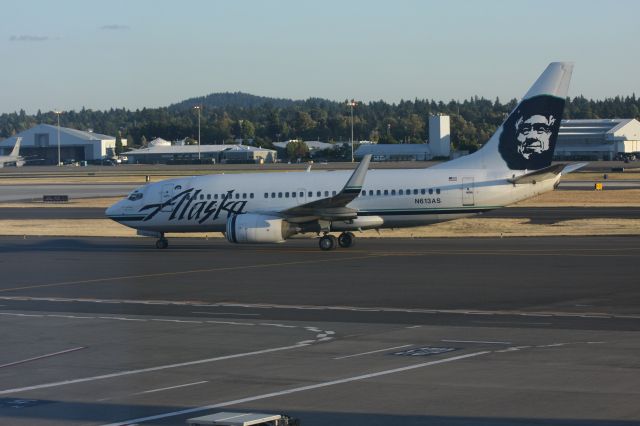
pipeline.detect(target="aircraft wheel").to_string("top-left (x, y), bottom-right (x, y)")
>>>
top-left (319, 235), bottom-right (336, 251)
top-left (155, 238), bottom-right (168, 249)
top-left (338, 232), bottom-right (355, 248)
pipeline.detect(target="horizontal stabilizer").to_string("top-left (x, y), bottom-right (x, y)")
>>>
top-left (507, 162), bottom-right (587, 184)
top-left (561, 162), bottom-right (588, 175)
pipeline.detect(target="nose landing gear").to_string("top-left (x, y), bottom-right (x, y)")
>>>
top-left (155, 235), bottom-right (169, 249)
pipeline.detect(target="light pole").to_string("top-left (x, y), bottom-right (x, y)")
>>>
top-left (347, 100), bottom-right (357, 162)
top-left (54, 110), bottom-right (61, 166)
top-left (194, 105), bottom-right (201, 161)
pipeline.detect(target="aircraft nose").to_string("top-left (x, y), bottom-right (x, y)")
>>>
top-left (105, 200), bottom-right (123, 218)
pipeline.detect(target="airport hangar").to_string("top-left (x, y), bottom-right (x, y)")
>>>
top-left (554, 118), bottom-right (640, 160)
top-left (124, 141), bottom-right (278, 164)
top-left (0, 124), bottom-right (125, 164)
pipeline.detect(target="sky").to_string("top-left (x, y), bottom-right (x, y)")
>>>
top-left (1, 0), bottom-right (639, 114)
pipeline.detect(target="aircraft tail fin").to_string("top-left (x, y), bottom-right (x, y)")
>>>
top-left (439, 62), bottom-right (573, 172)
top-left (9, 137), bottom-right (22, 157)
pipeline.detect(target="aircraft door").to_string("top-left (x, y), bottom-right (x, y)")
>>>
top-left (462, 177), bottom-right (475, 206)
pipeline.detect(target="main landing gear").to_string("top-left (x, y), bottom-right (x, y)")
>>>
top-left (155, 234), bottom-right (169, 249)
top-left (319, 232), bottom-right (355, 251)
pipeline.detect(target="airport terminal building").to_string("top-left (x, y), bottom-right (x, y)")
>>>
top-left (554, 119), bottom-right (640, 160)
top-left (0, 124), bottom-right (125, 164)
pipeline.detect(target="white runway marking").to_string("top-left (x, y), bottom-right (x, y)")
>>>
top-left (441, 339), bottom-right (512, 345)
top-left (102, 350), bottom-right (490, 426)
top-left (192, 311), bottom-right (260, 316)
top-left (0, 346), bottom-right (86, 369)
top-left (137, 380), bottom-right (209, 394)
top-left (0, 343), bottom-right (307, 396)
top-left (334, 344), bottom-right (414, 360)
top-left (0, 296), bottom-right (631, 320)
top-left (0, 312), bottom-right (43, 317)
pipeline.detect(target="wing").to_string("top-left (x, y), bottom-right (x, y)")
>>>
top-left (280, 154), bottom-right (371, 223)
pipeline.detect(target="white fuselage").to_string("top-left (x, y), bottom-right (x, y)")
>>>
top-left (107, 165), bottom-right (558, 234)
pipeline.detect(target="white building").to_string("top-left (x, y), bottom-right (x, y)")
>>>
top-left (428, 115), bottom-right (451, 158)
top-left (0, 124), bottom-right (126, 164)
top-left (555, 119), bottom-right (640, 160)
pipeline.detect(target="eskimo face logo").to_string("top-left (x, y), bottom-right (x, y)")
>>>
top-left (515, 114), bottom-right (555, 159)
top-left (498, 95), bottom-right (565, 170)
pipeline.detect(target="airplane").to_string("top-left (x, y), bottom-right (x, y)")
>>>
top-left (107, 62), bottom-right (584, 250)
top-left (0, 137), bottom-right (25, 168)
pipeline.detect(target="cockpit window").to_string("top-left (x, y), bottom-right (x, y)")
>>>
top-left (128, 192), bottom-right (143, 201)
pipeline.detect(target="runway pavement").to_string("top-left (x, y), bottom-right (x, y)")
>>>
top-left (0, 236), bottom-right (639, 426)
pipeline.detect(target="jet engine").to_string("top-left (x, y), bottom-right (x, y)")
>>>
top-left (226, 213), bottom-right (295, 244)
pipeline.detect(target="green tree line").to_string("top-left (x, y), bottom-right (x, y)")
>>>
top-left (1, 93), bottom-right (638, 153)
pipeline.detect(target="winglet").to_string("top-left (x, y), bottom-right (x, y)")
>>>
top-left (344, 154), bottom-right (371, 193)
top-left (9, 137), bottom-right (22, 157)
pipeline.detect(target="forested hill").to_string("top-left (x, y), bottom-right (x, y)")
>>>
top-left (1, 92), bottom-right (639, 154)
top-left (169, 92), bottom-right (302, 111)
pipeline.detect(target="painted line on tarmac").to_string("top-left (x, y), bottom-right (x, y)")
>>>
top-left (0, 254), bottom-right (388, 293)
top-left (3, 296), bottom-right (638, 320)
top-left (0, 346), bottom-right (87, 369)
top-left (0, 343), bottom-right (308, 396)
top-left (192, 311), bottom-right (260, 316)
top-left (102, 350), bottom-right (490, 426)
top-left (334, 344), bottom-right (413, 360)
top-left (137, 380), bottom-right (209, 395)
top-left (441, 339), bottom-right (512, 345)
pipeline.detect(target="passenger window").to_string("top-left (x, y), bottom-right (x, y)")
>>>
top-left (376, 190), bottom-right (381, 196)
top-left (413, 189), bottom-right (418, 195)
top-left (383, 189), bottom-right (388, 196)
top-left (391, 189), bottom-right (396, 195)
top-left (308, 191), bottom-right (313, 197)
top-left (399, 189), bottom-right (403, 195)
top-left (264, 193), bottom-right (268, 198)
top-left (361, 191), bottom-right (366, 196)
top-left (278, 192), bottom-right (282, 198)
top-left (250, 193), bottom-right (254, 199)
top-left (429, 189), bottom-right (433, 194)
top-left (421, 188), bottom-right (426, 194)
top-left (406, 189), bottom-right (410, 194)
top-left (199, 194), bottom-right (204, 200)
top-left (207, 194), bottom-right (211, 200)
top-left (214, 194), bottom-right (218, 200)
top-left (271, 192), bottom-right (276, 198)
top-left (332, 191), bottom-right (336, 196)
top-left (285, 192), bottom-right (289, 198)
top-left (369, 190), bottom-right (373, 196)
top-left (436, 188), bottom-right (441, 194)
top-left (317, 191), bottom-right (321, 197)
top-left (292, 192), bottom-right (296, 198)
top-left (235, 193), bottom-right (240, 199)
top-left (242, 193), bottom-right (247, 199)
top-left (325, 191), bottom-right (329, 196)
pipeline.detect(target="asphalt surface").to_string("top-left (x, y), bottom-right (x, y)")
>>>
top-left (0, 236), bottom-right (639, 426)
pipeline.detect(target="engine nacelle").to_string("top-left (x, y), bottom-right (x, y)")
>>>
top-left (226, 213), bottom-right (293, 244)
